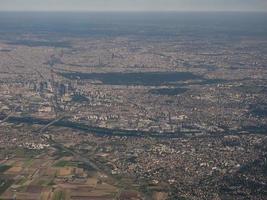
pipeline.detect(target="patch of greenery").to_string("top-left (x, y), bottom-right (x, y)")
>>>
top-left (24, 159), bottom-right (34, 167)
top-left (52, 190), bottom-right (66, 200)
top-left (0, 165), bottom-right (11, 173)
top-left (53, 160), bottom-right (77, 167)
top-left (17, 177), bottom-right (27, 186)
top-left (14, 148), bottom-right (42, 158)
top-left (53, 144), bottom-right (73, 158)
top-left (0, 179), bottom-right (13, 195)
top-left (37, 178), bottom-right (54, 187)
top-left (78, 163), bottom-right (96, 172)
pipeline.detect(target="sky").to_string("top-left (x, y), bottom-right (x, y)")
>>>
top-left (0, 0), bottom-right (267, 12)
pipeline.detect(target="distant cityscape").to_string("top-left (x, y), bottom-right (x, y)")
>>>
top-left (0, 12), bottom-right (266, 200)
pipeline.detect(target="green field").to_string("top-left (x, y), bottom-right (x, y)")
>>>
top-left (53, 160), bottom-right (78, 167)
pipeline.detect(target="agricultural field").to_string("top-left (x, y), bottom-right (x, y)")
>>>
top-left (0, 147), bottom-right (124, 200)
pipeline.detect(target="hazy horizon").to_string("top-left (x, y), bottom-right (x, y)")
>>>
top-left (0, 0), bottom-right (267, 12)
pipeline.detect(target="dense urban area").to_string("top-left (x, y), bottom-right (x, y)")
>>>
top-left (0, 12), bottom-right (266, 200)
